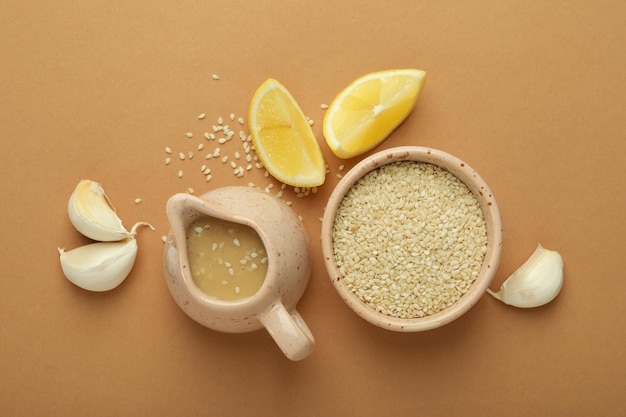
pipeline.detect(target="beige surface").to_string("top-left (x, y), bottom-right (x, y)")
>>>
top-left (1, 1), bottom-right (625, 415)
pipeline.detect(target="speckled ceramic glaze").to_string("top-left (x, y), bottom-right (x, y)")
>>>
top-left (321, 146), bottom-right (503, 332)
top-left (164, 186), bottom-right (314, 360)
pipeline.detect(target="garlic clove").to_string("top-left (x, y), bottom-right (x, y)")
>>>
top-left (487, 244), bottom-right (563, 308)
top-left (58, 239), bottom-right (138, 292)
top-left (68, 179), bottom-right (133, 241)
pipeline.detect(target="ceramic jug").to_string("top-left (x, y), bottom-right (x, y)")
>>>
top-left (163, 186), bottom-right (314, 361)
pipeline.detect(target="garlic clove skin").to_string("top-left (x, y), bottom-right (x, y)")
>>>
top-left (68, 179), bottom-right (133, 242)
top-left (58, 239), bottom-right (138, 292)
top-left (487, 244), bottom-right (563, 308)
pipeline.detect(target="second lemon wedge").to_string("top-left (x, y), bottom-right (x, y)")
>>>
top-left (249, 78), bottom-right (326, 188)
top-left (323, 69), bottom-right (426, 159)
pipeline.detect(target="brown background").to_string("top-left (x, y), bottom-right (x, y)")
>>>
top-left (1, 1), bottom-right (625, 416)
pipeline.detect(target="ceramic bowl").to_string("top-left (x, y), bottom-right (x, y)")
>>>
top-left (321, 146), bottom-right (503, 331)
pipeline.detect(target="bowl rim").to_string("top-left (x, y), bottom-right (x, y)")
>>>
top-left (320, 146), bottom-right (503, 332)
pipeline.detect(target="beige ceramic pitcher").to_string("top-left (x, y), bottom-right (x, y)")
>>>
top-left (163, 186), bottom-right (315, 361)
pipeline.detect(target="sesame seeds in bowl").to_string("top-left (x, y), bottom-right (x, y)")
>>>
top-left (321, 146), bottom-right (503, 332)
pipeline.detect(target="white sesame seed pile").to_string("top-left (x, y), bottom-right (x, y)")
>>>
top-left (332, 161), bottom-right (488, 319)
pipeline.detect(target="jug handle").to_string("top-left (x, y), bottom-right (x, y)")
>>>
top-left (258, 303), bottom-right (315, 361)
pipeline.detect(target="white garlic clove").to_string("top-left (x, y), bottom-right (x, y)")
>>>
top-left (68, 179), bottom-right (133, 241)
top-left (487, 244), bottom-right (563, 308)
top-left (58, 239), bottom-right (138, 292)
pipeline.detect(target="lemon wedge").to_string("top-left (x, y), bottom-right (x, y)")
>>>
top-left (248, 78), bottom-right (326, 187)
top-left (323, 69), bottom-right (426, 159)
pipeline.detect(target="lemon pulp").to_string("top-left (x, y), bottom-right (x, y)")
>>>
top-left (249, 78), bottom-right (326, 187)
top-left (323, 69), bottom-right (426, 159)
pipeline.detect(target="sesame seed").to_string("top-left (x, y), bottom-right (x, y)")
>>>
top-left (177, 170), bottom-right (183, 178)
top-left (165, 146), bottom-right (172, 154)
top-left (204, 132), bottom-right (211, 140)
top-left (134, 198), bottom-right (142, 204)
top-left (221, 156), bottom-right (228, 163)
top-left (230, 113), bottom-right (235, 121)
top-left (198, 143), bottom-right (205, 150)
top-left (331, 161), bottom-right (487, 319)
top-left (218, 116), bottom-right (223, 125)
top-left (198, 113), bottom-right (206, 119)
top-left (165, 157), bottom-right (171, 165)
top-left (212, 74), bottom-right (220, 80)
top-left (237, 117), bottom-right (245, 125)
top-left (185, 132), bottom-right (193, 138)
top-left (179, 152), bottom-right (185, 160)
top-left (320, 103), bottom-right (329, 109)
